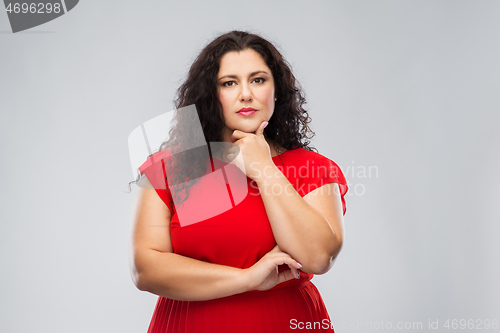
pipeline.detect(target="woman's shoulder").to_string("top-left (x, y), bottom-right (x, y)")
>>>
top-left (282, 146), bottom-right (336, 164)
top-left (278, 146), bottom-right (348, 205)
top-left (137, 148), bottom-right (174, 191)
top-left (139, 149), bottom-right (172, 173)
top-left (282, 147), bottom-right (346, 180)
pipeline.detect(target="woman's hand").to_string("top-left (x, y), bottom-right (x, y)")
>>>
top-left (226, 121), bottom-right (274, 181)
top-left (241, 244), bottom-right (302, 292)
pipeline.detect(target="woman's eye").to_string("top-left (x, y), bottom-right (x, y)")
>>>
top-left (222, 78), bottom-right (265, 87)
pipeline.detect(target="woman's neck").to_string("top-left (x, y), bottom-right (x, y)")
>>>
top-left (217, 135), bottom-right (283, 159)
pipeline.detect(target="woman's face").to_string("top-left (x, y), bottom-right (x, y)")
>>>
top-left (217, 48), bottom-right (275, 142)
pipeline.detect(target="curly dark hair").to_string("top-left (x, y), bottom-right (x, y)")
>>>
top-left (132, 30), bottom-right (317, 215)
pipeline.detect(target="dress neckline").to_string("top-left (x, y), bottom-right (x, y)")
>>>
top-left (272, 148), bottom-right (289, 159)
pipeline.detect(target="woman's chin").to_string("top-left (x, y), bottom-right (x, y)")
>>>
top-left (238, 120), bottom-right (265, 133)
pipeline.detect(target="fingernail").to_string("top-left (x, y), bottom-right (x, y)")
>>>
top-left (297, 262), bottom-right (302, 268)
top-left (263, 122), bottom-right (268, 128)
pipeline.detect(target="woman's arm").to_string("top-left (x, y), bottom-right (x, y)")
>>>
top-left (254, 167), bottom-right (345, 275)
top-left (130, 184), bottom-right (248, 301)
top-left (129, 179), bottom-right (301, 302)
top-left (227, 124), bottom-right (344, 276)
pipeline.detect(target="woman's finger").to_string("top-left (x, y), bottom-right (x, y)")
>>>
top-left (230, 130), bottom-right (248, 142)
top-left (254, 121), bottom-right (268, 138)
top-left (277, 268), bottom-right (298, 284)
top-left (269, 256), bottom-right (301, 278)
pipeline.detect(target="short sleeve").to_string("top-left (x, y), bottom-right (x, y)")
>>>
top-left (302, 156), bottom-right (349, 216)
top-left (138, 150), bottom-right (174, 212)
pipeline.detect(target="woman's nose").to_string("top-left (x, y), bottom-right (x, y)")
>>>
top-left (239, 83), bottom-right (252, 101)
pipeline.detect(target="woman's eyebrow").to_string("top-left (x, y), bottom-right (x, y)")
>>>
top-left (218, 70), bottom-right (269, 81)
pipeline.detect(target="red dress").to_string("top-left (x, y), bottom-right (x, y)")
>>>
top-left (138, 147), bottom-right (348, 333)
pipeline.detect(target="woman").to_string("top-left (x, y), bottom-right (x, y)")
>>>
top-left (130, 30), bottom-right (348, 332)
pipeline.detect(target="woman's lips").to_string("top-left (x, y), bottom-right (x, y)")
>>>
top-left (237, 110), bottom-right (257, 116)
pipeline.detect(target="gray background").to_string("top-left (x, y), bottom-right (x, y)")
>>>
top-left (1, 1), bottom-right (499, 332)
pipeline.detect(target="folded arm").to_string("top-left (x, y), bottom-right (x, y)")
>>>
top-left (130, 182), bottom-right (249, 302)
top-left (255, 165), bottom-right (345, 275)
